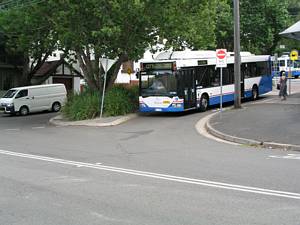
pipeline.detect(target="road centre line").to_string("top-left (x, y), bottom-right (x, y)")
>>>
top-left (4, 128), bottom-right (20, 131)
top-left (32, 126), bottom-right (46, 129)
top-left (0, 149), bottom-right (300, 200)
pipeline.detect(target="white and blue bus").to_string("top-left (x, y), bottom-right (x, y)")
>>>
top-left (272, 55), bottom-right (300, 78)
top-left (138, 51), bottom-right (272, 112)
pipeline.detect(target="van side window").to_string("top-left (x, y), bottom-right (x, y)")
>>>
top-left (15, 90), bottom-right (28, 99)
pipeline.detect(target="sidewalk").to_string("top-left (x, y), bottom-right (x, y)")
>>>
top-left (206, 92), bottom-right (300, 151)
top-left (49, 114), bottom-right (137, 127)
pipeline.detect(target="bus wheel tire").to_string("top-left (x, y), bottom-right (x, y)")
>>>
top-left (252, 86), bottom-right (259, 101)
top-left (52, 102), bottom-right (61, 112)
top-left (19, 106), bottom-right (29, 116)
top-left (199, 95), bottom-right (208, 112)
top-left (295, 75), bottom-right (299, 79)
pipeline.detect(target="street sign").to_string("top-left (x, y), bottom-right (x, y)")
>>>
top-left (99, 58), bottom-right (117, 119)
top-left (100, 58), bottom-right (116, 72)
top-left (290, 50), bottom-right (298, 61)
top-left (216, 49), bottom-right (227, 68)
top-left (127, 68), bottom-right (132, 75)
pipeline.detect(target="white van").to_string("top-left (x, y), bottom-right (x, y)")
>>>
top-left (0, 84), bottom-right (67, 116)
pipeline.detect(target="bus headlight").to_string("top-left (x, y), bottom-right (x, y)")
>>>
top-left (6, 103), bottom-right (14, 107)
top-left (140, 103), bottom-right (146, 108)
top-left (172, 103), bottom-right (182, 108)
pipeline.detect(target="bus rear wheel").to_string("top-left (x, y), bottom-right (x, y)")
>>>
top-left (199, 94), bottom-right (209, 112)
top-left (252, 86), bottom-right (259, 101)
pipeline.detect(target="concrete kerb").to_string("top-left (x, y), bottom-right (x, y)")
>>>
top-left (49, 113), bottom-right (137, 127)
top-left (205, 111), bottom-right (300, 151)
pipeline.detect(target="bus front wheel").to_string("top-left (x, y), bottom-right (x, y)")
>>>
top-left (199, 94), bottom-right (209, 112)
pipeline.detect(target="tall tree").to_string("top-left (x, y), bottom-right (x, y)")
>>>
top-left (51, 0), bottom-right (216, 91)
top-left (0, 1), bottom-right (61, 86)
top-left (215, 0), bottom-right (290, 54)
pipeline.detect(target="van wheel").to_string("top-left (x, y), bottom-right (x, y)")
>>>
top-left (252, 86), bottom-right (259, 101)
top-left (199, 94), bottom-right (209, 112)
top-left (52, 102), bottom-right (61, 112)
top-left (19, 106), bottom-right (29, 116)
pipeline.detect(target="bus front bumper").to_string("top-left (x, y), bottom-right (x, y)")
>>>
top-left (139, 104), bottom-right (184, 112)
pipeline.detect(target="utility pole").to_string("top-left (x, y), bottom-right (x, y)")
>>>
top-left (234, 0), bottom-right (241, 108)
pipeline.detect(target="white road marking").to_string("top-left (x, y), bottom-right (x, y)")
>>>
top-left (32, 126), bottom-right (45, 129)
top-left (4, 128), bottom-right (20, 131)
top-left (270, 154), bottom-right (300, 160)
top-left (195, 113), bottom-right (240, 146)
top-left (0, 149), bottom-right (300, 200)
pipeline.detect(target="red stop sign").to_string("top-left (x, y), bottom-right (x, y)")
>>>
top-left (216, 50), bottom-right (226, 59)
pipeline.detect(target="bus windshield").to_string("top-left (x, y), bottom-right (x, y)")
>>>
top-left (2, 89), bottom-right (17, 98)
top-left (140, 71), bottom-right (177, 97)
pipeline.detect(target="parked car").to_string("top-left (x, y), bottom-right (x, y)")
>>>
top-left (0, 84), bottom-right (67, 116)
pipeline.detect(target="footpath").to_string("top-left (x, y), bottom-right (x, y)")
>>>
top-left (49, 114), bottom-right (137, 127)
top-left (206, 91), bottom-right (300, 151)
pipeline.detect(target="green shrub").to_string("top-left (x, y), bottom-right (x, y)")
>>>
top-left (62, 90), bottom-right (99, 121)
top-left (62, 85), bottom-right (138, 121)
top-left (104, 85), bottom-right (139, 116)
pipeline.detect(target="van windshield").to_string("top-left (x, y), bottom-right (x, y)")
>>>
top-left (2, 89), bottom-right (17, 98)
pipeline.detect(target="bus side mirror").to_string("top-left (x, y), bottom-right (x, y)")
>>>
top-left (136, 72), bottom-right (140, 79)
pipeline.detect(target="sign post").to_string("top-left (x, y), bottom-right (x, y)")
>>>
top-left (216, 49), bottom-right (227, 114)
top-left (99, 58), bottom-right (116, 119)
top-left (289, 50), bottom-right (298, 95)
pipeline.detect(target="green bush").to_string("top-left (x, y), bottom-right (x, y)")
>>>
top-left (104, 85), bottom-right (139, 116)
top-left (62, 85), bottom-right (138, 120)
top-left (62, 90), bottom-right (99, 121)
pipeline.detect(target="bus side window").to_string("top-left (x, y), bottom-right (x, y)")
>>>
top-left (249, 63), bottom-right (257, 77)
top-left (256, 61), bottom-right (268, 76)
top-left (228, 64), bottom-right (234, 84)
top-left (279, 60), bottom-right (285, 67)
top-left (223, 68), bottom-right (231, 85)
top-left (242, 63), bottom-right (250, 79)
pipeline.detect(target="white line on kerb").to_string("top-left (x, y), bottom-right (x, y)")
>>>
top-left (0, 149), bottom-right (300, 200)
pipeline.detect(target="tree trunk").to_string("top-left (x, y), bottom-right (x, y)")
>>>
top-left (107, 54), bottom-right (128, 89)
top-left (76, 49), bottom-right (100, 91)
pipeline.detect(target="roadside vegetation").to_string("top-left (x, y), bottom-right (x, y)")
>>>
top-left (0, 90), bottom-right (6, 97)
top-left (0, 0), bottom-right (299, 119)
top-left (62, 85), bottom-right (138, 121)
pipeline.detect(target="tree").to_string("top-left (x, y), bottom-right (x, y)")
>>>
top-left (215, 0), bottom-right (290, 54)
top-left (0, 0), bottom-right (217, 90)
top-left (0, 1), bottom-right (61, 86)
top-left (51, 0), bottom-right (216, 91)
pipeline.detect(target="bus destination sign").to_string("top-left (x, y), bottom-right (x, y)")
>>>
top-left (143, 62), bottom-right (174, 71)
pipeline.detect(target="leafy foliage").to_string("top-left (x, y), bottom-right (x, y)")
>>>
top-left (0, 1), bottom-right (61, 85)
top-left (62, 90), bottom-right (99, 121)
top-left (63, 85), bottom-right (138, 120)
top-left (104, 85), bottom-right (138, 117)
top-left (215, 0), bottom-right (291, 54)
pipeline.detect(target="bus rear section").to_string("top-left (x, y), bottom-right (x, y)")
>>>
top-left (273, 56), bottom-right (300, 78)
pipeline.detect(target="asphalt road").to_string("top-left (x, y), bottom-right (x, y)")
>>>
top-left (0, 96), bottom-right (300, 224)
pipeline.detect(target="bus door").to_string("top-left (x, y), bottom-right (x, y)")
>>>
top-left (182, 69), bottom-right (196, 109)
top-left (241, 64), bottom-right (245, 97)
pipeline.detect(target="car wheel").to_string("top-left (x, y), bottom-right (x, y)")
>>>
top-left (52, 102), bottom-right (61, 112)
top-left (19, 106), bottom-right (29, 116)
